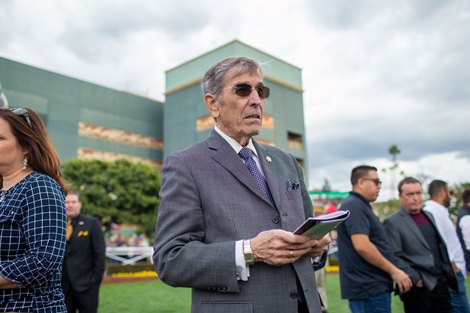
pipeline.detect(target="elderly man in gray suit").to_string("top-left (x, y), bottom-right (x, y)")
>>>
top-left (153, 56), bottom-right (330, 313)
top-left (384, 177), bottom-right (458, 313)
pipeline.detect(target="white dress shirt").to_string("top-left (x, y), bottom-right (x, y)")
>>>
top-left (423, 200), bottom-right (466, 276)
top-left (459, 215), bottom-right (470, 253)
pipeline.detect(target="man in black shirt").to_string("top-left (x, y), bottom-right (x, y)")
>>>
top-left (337, 165), bottom-right (411, 313)
top-left (384, 177), bottom-right (458, 313)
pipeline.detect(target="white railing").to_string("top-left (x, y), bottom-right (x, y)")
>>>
top-left (106, 246), bottom-right (153, 265)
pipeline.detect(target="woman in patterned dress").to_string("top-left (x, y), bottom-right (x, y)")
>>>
top-left (0, 107), bottom-right (68, 313)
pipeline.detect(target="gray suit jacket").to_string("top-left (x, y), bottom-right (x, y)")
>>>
top-left (383, 209), bottom-right (457, 292)
top-left (153, 130), bottom-right (323, 313)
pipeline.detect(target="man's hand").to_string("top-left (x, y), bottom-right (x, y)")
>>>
top-left (307, 234), bottom-right (331, 258)
top-left (250, 230), bottom-right (330, 266)
top-left (391, 268), bottom-right (412, 293)
top-left (452, 261), bottom-right (461, 273)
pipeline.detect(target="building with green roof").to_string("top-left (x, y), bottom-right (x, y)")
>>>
top-left (0, 40), bottom-right (308, 176)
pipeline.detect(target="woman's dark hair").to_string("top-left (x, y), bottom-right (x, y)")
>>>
top-left (0, 107), bottom-right (68, 193)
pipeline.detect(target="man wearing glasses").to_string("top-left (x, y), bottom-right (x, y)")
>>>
top-left (423, 180), bottom-right (470, 313)
top-left (337, 165), bottom-right (412, 313)
top-left (153, 56), bottom-right (330, 313)
top-left (384, 177), bottom-right (458, 313)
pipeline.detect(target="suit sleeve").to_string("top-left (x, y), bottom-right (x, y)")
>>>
top-left (290, 154), bottom-right (313, 220)
top-left (0, 178), bottom-right (66, 287)
top-left (91, 217), bottom-right (106, 283)
top-left (290, 153), bottom-right (327, 271)
top-left (153, 153), bottom-right (240, 292)
top-left (383, 218), bottom-right (421, 284)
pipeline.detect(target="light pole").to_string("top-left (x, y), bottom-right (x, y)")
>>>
top-left (0, 82), bottom-right (9, 108)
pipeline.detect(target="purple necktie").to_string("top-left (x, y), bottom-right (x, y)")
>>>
top-left (238, 147), bottom-right (274, 206)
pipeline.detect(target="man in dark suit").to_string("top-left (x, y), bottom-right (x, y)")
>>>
top-left (153, 56), bottom-right (330, 313)
top-left (384, 177), bottom-right (458, 313)
top-left (62, 191), bottom-right (106, 313)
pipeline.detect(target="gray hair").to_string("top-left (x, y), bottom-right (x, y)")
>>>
top-left (201, 56), bottom-right (264, 99)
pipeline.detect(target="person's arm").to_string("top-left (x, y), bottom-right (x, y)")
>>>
top-left (0, 177), bottom-right (66, 288)
top-left (460, 216), bottom-right (470, 252)
top-left (383, 218), bottom-right (421, 286)
top-left (427, 207), bottom-right (462, 271)
top-left (0, 276), bottom-right (18, 289)
top-left (291, 153), bottom-right (329, 267)
top-left (153, 153), bottom-right (239, 292)
top-left (91, 217), bottom-right (106, 283)
top-left (351, 234), bottom-right (412, 293)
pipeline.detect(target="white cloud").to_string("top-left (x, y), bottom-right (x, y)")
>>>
top-left (1, 0), bottom-right (469, 199)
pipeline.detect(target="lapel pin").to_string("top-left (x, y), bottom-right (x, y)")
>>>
top-left (79, 221), bottom-right (84, 225)
top-left (265, 156), bottom-right (272, 163)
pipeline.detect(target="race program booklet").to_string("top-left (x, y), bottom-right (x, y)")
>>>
top-left (293, 210), bottom-right (350, 239)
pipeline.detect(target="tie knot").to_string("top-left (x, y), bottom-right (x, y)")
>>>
top-left (238, 147), bottom-right (253, 160)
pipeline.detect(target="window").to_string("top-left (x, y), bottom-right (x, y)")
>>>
top-left (287, 132), bottom-right (303, 150)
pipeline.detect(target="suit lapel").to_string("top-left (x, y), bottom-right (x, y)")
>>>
top-left (206, 131), bottom-right (274, 207)
top-left (400, 209), bottom-right (430, 250)
top-left (253, 141), bottom-right (282, 210)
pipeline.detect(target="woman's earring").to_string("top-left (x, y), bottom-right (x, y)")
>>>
top-left (22, 157), bottom-right (28, 171)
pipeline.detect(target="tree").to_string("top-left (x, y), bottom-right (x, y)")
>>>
top-left (373, 199), bottom-right (401, 221)
top-left (388, 145), bottom-right (401, 163)
top-left (62, 159), bottom-right (161, 236)
top-left (449, 182), bottom-right (470, 217)
top-left (385, 144), bottom-right (402, 199)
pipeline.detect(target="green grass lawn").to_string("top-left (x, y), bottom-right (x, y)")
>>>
top-left (100, 280), bottom-right (191, 313)
top-left (99, 273), bottom-right (470, 313)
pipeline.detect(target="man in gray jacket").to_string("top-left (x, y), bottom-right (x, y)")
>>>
top-left (384, 177), bottom-right (457, 313)
top-left (153, 56), bottom-right (330, 313)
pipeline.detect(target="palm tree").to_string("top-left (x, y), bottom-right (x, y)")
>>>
top-left (388, 145), bottom-right (401, 163)
top-left (388, 145), bottom-right (401, 199)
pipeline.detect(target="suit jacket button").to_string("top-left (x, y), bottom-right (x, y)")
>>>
top-left (272, 216), bottom-right (280, 224)
top-left (290, 291), bottom-right (297, 299)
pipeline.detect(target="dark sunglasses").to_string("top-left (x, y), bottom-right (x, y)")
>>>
top-left (11, 107), bottom-right (32, 128)
top-left (232, 83), bottom-right (270, 99)
top-left (362, 178), bottom-right (382, 186)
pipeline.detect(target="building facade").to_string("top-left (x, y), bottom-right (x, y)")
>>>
top-left (0, 40), bottom-right (307, 175)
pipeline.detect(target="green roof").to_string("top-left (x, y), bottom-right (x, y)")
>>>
top-left (165, 39), bottom-right (302, 93)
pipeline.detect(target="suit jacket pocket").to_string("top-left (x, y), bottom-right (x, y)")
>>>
top-left (286, 189), bottom-right (301, 200)
top-left (199, 302), bottom-right (253, 313)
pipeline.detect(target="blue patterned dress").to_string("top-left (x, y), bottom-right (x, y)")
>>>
top-left (0, 172), bottom-right (67, 313)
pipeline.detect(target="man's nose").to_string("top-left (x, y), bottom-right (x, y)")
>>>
top-left (248, 89), bottom-right (261, 104)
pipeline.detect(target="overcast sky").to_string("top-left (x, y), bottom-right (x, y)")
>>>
top-left (1, 0), bottom-right (469, 200)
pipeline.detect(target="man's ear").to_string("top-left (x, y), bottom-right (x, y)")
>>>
top-left (204, 94), bottom-right (219, 120)
top-left (438, 188), bottom-right (447, 200)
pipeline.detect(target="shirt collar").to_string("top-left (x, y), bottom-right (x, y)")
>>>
top-left (349, 191), bottom-right (373, 209)
top-left (214, 126), bottom-right (258, 157)
top-left (424, 199), bottom-right (448, 211)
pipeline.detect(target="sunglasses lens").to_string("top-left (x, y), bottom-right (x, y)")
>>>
top-left (234, 84), bottom-right (270, 99)
top-left (256, 86), bottom-right (270, 99)
top-left (234, 84), bottom-right (252, 97)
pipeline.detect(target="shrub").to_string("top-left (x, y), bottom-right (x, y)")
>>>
top-left (106, 262), bottom-right (155, 275)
